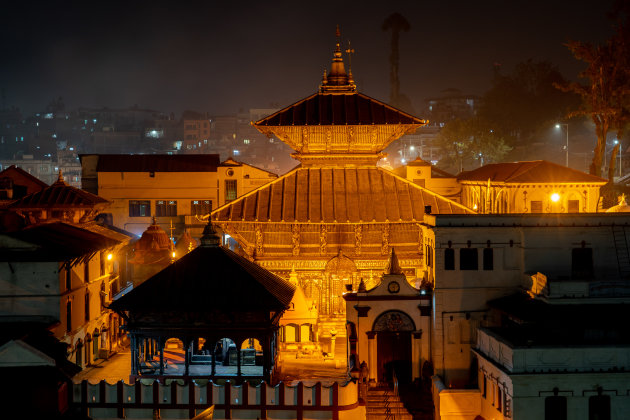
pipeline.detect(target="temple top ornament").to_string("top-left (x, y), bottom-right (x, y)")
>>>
top-left (253, 27), bottom-right (427, 167)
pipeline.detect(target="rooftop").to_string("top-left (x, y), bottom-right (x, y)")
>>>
top-left (92, 154), bottom-right (221, 172)
top-left (111, 227), bottom-right (295, 313)
top-left (213, 166), bottom-right (473, 224)
top-left (457, 160), bottom-right (607, 184)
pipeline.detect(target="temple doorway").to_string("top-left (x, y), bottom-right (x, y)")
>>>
top-left (373, 310), bottom-right (415, 384)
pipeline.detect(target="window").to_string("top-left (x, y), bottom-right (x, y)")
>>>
top-left (572, 247), bottom-right (593, 278)
top-left (426, 245), bottom-right (433, 267)
top-left (568, 199), bottom-right (579, 213)
top-left (85, 292), bottom-right (90, 321)
top-left (483, 248), bottom-right (493, 270)
top-left (444, 248), bottom-right (455, 270)
top-left (498, 387), bottom-right (503, 412)
top-left (482, 374), bottom-right (487, 398)
top-left (156, 200), bottom-right (177, 217)
top-left (460, 248), bottom-right (478, 270)
top-left (84, 261), bottom-right (89, 283)
top-left (589, 394), bottom-right (610, 420)
top-left (129, 200), bottom-right (151, 217)
top-left (531, 200), bottom-right (543, 213)
top-left (191, 200), bottom-right (212, 215)
top-left (225, 180), bottom-right (237, 203)
top-left (545, 396), bottom-right (567, 420)
top-left (100, 252), bottom-right (105, 276)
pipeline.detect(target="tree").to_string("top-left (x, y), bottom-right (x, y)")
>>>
top-left (434, 117), bottom-right (511, 172)
top-left (382, 13), bottom-right (414, 113)
top-left (480, 60), bottom-right (578, 147)
top-left (556, 24), bottom-right (630, 177)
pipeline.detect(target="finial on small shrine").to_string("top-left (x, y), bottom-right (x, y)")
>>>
top-left (289, 265), bottom-right (299, 286)
top-left (385, 248), bottom-right (403, 275)
top-left (53, 169), bottom-right (66, 185)
top-left (200, 218), bottom-right (221, 247)
top-left (358, 278), bottom-right (367, 293)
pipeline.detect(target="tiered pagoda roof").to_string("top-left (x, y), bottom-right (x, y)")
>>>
top-left (215, 166), bottom-right (471, 223)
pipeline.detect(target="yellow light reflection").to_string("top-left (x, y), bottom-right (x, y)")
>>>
top-left (550, 193), bottom-right (560, 202)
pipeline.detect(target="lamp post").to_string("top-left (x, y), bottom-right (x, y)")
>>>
top-left (555, 123), bottom-right (569, 167)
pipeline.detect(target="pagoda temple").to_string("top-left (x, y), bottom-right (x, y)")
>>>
top-left (212, 30), bottom-right (473, 350)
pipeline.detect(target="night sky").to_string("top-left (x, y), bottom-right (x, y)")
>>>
top-left (0, 0), bottom-right (619, 116)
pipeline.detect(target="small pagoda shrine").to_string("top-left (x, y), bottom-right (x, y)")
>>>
top-left (110, 221), bottom-right (295, 382)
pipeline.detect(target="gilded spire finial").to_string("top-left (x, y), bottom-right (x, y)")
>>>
top-left (319, 25), bottom-right (356, 93)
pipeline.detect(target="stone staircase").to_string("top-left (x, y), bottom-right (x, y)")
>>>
top-left (366, 386), bottom-right (413, 420)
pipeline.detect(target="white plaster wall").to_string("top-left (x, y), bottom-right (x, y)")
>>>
top-left (0, 261), bottom-right (60, 319)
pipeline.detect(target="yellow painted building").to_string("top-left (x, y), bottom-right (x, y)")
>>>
top-left (457, 160), bottom-right (607, 213)
top-left (80, 154), bottom-right (277, 237)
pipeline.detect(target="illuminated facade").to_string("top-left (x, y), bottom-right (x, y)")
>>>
top-left (457, 160), bottom-right (607, 213)
top-left (212, 33), bottom-right (472, 356)
top-left (80, 154), bottom-right (277, 237)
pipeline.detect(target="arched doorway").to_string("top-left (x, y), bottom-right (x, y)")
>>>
top-left (373, 310), bottom-right (415, 384)
top-left (323, 250), bottom-right (357, 315)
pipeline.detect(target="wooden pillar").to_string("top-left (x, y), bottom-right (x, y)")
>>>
top-left (211, 346), bottom-right (216, 377)
top-left (262, 334), bottom-right (271, 381)
top-left (236, 346), bottom-right (242, 377)
top-left (366, 331), bottom-right (376, 384)
top-left (184, 340), bottom-right (190, 376)
top-left (130, 335), bottom-right (138, 375)
top-left (159, 338), bottom-right (165, 376)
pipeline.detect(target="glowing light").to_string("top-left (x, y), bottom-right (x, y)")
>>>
top-left (107, 253), bottom-right (113, 261)
top-left (473, 204), bottom-right (478, 210)
top-left (409, 146), bottom-right (415, 151)
top-left (555, 124), bottom-right (561, 129)
top-left (172, 252), bottom-right (176, 258)
top-left (550, 193), bottom-right (560, 202)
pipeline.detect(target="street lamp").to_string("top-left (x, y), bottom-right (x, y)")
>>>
top-left (555, 123), bottom-right (569, 167)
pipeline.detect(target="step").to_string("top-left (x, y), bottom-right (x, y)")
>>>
top-left (366, 414), bottom-right (413, 420)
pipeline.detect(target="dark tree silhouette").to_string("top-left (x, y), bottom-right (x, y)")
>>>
top-left (382, 13), bottom-right (411, 111)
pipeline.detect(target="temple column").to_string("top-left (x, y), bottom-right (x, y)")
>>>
top-left (184, 340), bottom-right (190, 376)
top-left (366, 331), bottom-right (376, 384)
top-left (131, 335), bottom-right (138, 375)
top-left (159, 338), bottom-right (165, 376)
top-left (412, 331), bottom-right (423, 382)
top-left (236, 346), bottom-right (242, 377)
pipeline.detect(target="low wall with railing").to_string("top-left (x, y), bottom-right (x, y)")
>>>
top-left (72, 379), bottom-right (363, 420)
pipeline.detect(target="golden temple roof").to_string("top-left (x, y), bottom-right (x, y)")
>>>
top-left (212, 166), bottom-right (473, 224)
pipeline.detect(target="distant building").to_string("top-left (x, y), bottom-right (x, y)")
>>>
top-left (182, 117), bottom-right (212, 153)
top-left (426, 88), bottom-right (479, 126)
top-left (0, 155), bottom-right (56, 185)
top-left (80, 154), bottom-right (278, 238)
top-left (0, 165), bottom-right (48, 203)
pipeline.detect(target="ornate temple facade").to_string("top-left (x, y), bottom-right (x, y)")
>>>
top-left (212, 33), bottom-right (472, 349)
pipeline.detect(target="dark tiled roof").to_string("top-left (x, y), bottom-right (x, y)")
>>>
top-left (457, 161), bottom-right (607, 184)
top-left (213, 167), bottom-right (473, 223)
top-left (255, 92), bottom-right (426, 126)
top-left (9, 179), bottom-right (108, 209)
top-left (110, 245), bottom-right (295, 312)
top-left (1, 222), bottom-right (123, 261)
top-left (94, 154), bottom-right (220, 172)
top-left (0, 165), bottom-right (48, 189)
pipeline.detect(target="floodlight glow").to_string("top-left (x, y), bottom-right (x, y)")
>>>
top-left (107, 253), bottom-right (113, 261)
top-left (550, 193), bottom-right (560, 202)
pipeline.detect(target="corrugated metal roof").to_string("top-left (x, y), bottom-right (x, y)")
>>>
top-left (457, 161), bottom-right (607, 184)
top-left (110, 244), bottom-right (295, 312)
top-left (255, 92), bottom-right (426, 127)
top-left (1, 222), bottom-right (123, 261)
top-left (95, 154), bottom-right (221, 172)
top-left (9, 179), bottom-right (108, 209)
top-left (213, 167), bottom-right (473, 223)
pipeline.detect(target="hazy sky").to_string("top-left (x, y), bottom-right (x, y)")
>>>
top-left (0, 0), bottom-right (619, 116)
